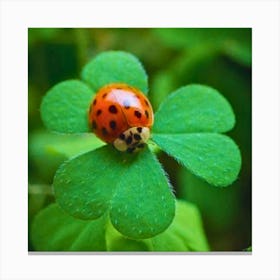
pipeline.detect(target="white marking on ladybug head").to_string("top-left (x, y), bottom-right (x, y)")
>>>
top-left (113, 127), bottom-right (151, 153)
top-left (112, 138), bottom-right (127, 152)
top-left (139, 127), bottom-right (150, 142)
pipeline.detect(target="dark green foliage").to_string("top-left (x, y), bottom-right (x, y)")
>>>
top-left (31, 201), bottom-right (209, 251)
top-left (178, 169), bottom-right (251, 251)
top-left (31, 204), bottom-right (107, 251)
top-left (154, 28), bottom-right (251, 66)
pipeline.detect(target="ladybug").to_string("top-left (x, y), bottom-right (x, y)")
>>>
top-left (88, 83), bottom-right (154, 153)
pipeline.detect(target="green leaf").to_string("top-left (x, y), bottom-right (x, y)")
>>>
top-left (81, 51), bottom-right (148, 94)
top-left (109, 148), bottom-right (175, 239)
top-left (106, 200), bottom-right (209, 252)
top-left (54, 146), bottom-right (124, 220)
top-left (29, 130), bottom-right (104, 184)
top-left (152, 200), bottom-right (209, 251)
top-left (178, 168), bottom-right (242, 232)
top-left (41, 80), bottom-right (94, 133)
top-left (154, 28), bottom-right (252, 66)
top-left (106, 221), bottom-right (153, 251)
top-left (31, 201), bottom-right (208, 252)
top-left (152, 133), bottom-right (241, 187)
top-left (150, 71), bottom-right (176, 111)
top-left (54, 145), bottom-right (175, 239)
top-left (28, 184), bottom-right (54, 224)
top-left (45, 132), bottom-right (104, 158)
top-left (29, 130), bottom-right (104, 159)
top-left (31, 203), bottom-right (106, 251)
top-left (223, 39), bottom-right (252, 67)
top-left (154, 28), bottom-right (226, 50)
top-left (153, 84), bottom-right (235, 134)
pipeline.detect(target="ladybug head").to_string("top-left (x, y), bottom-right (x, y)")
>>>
top-left (113, 126), bottom-right (150, 153)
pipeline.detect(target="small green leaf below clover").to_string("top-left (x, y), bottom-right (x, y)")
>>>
top-left (153, 84), bottom-right (235, 134)
top-left (40, 80), bottom-right (94, 133)
top-left (152, 133), bottom-right (241, 187)
top-left (151, 200), bottom-right (209, 251)
top-left (31, 200), bottom-right (208, 251)
top-left (31, 204), bottom-right (106, 251)
top-left (45, 133), bottom-right (104, 158)
top-left (106, 221), bottom-right (152, 251)
top-left (53, 145), bottom-right (175, 239)
top-left (30, 130), bottom-right (104, 159)
top-left (81, 51), bottom-right (148, 94)
top-left (28, 184), bottom-right (54, 223)
top-left (29, 131), bottom-right (104, 184)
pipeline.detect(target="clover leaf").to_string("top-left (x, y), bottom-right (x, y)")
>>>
top-left (41, 80), bottom-right (93, 133)
top-left (153, 85), bottom-right (235, 134)
top-left (54, 146), bottom-right (175, 239)
top-left (152, 85), bottom-right (241, 186)
top-left (81, 51), bottom-right (148, 94)
top-left (39, 50), bottom-right (241, 243)
top-left (31, 200), bottom-right (209, 251)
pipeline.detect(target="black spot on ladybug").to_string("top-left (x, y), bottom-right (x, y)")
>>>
top-left (123, 100), bottom-right (130, 109)
top-left (144, 99), bottom-right (149, 106)
top-left (93, 99), bottom-right (97, 105)
top-left (134, 133), bottom-right (141, 141)
top-left (119, 133), bottom-right (125, 140)
top-left (102, 93), bottom-right (107, 99)
top-left (126, 136), bottom-right (133, 145)
top-left (137, 127), bottom-right (142, 133)
top-left (102, 127), bottom-right (108, 136)
top-left (92, 121), bottom-right (97, 130)
top-left (134, 110), bottom-right (142, 119)
top-left (109, 105), bottom-right (118, 114)
top-left (109, 120), bottom-right (117, 130)
top-left (145, 110), bottom-right (149, 119)
top-left (96, 109), bottom-right (102, 116)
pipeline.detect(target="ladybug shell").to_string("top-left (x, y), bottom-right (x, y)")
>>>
top-left (88, 83), bottom-right (154, 143)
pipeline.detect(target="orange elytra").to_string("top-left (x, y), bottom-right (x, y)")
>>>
top-left (88, 83), bottom-right (154, 153)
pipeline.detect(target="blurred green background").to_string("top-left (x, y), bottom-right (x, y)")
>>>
top-left (28, 28), bottom-right (251, 251)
